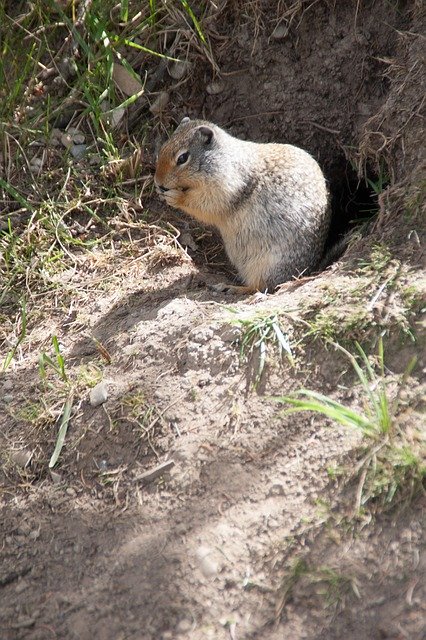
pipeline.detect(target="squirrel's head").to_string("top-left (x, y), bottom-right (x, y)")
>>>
top-left (154, 118), bottom-right (218, 211)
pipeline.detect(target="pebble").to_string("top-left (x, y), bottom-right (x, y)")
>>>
top-left (179, 231), bottom-right (198, 251)
top-left (268, 482), bottom-right (285, 497)
top-left (272, 24), bottom-right (288, 40)
top-left (206, 81), bottom-right (225, 95)
top-left (70, 144), bottom-right (88, 160)
top-left (199, 555), bottom-right (219, 578)
top-left (30, 157), bottom-right (43, 170)
top-left (11, 450), bottom-right (33, 468)
top-left (3, 394), bottom-right (13, 403)
top-left (196, 546), bottom-right (219, 578)
top-left (50, 470), bottom-right (62, 484)
top-left (60, 133), bottom-right (73, 149)
top-left (73, 133), bottom-right (85, 144)
top-left (50, 128), bottom-right (62, 140)
top-left (168, 61), bottom-right (190, 80)
top-left (110, 107), bottom-right (125, 128)
top-left (89, 153), bottom-right (102, 166)
top-left (29, 529), bottom-right (40, 541)
top-left (15, 580), bottom-right (29, 594)
top-left (150, 91), bottom-right (170, 115)
top-left (176, 619), bottom-right (192, 633)
top-left (89, 381), bottom-right (108, 407)
top-left (2, 379), bottom-right (13, 391)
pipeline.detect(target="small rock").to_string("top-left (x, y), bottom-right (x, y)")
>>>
top-left (3, 394), bottom-right (13, 403)
top-left (110, 107), bottom-right (125, 128)
top-left (89, 153), bottom-right (102, 166)
top-left (272, 23), bottom-right (288, 40)
top-left (11, 450), bottom-right (33, 468)
top-left (122, 344), bottom-right (139, 357)
top-left (179, 232), bottom-right (198, 251)
top-left (168, 61), bottom-right (190, 80)
top-left (73, 133), bottom-right (85, 144)
top-left (15, 580), bottom-right (29, 594)
top-left (58, 56), bottom-right (78, 79)
top-left (150, 91), bottom-right (170, 115)
top-left (267, 517), bottom-right (281, 530)
top-left (70, 144), bottom-right (88, 160)
top-left (60, 133), bottom-right (73, 149)
top-left (30, 157), bottom-right (43, 170)
top-left (176, 619), bottom-right (192, 634)
top-left (89, 381), bottom-right (108, 407)
top-left (29, 529), bottom-right (40, 541)
top-left (268, 482), bottom-right (285, 497)
top-left (50, 470), bottom-right (62, 484)
top-left (2, 379), bottom-right (13, 391)
top-left (50, 128), bottom-right (62, 140)
top-left (206, 81), bottom-right (225, 95)
top-left (66, 487), bottom-right (76, 497)
top-left (200, 555), bottom-right (219, 578)
top-left (196, 546), bottom-right (219, 578)
top-left (112, 62), bottom-right (143, 96)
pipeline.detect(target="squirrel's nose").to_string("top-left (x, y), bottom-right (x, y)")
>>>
top-left (154, 176), bottom-right (169, 193)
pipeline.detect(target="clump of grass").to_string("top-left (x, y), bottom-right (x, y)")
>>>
top-left (231, 312), bottom-right (294, 388)
top-left (276, 559), bottom-right (360, 620)
top-left (278, 338), bottom-right (425, 512)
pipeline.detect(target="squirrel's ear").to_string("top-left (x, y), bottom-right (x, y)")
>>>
top-left (198, 126), bottom-right (214, 145)
top-left (175, 116), bottom-right (190, 132)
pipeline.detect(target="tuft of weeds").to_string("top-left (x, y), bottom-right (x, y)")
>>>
top-left (309, 565), bottom-right (360, 610)
top-left (2, 299), bottom-right (27, 370)
top-left (277, 338), bottom-right (425, 512)
top-left (39, 335), bottom-right (69, 384)
top-left (231, 311), bottom-right (294, 388)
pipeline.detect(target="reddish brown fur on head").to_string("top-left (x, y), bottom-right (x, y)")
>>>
top-left (154, 119), bottom-right (215, 192)
top-left (154, 118), bottom-right (219, 218)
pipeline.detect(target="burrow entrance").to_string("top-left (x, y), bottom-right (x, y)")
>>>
top-left (325, 159), bottom-right (388, 255)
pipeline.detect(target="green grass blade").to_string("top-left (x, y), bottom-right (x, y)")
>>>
top-left (281, 391), bottom-right (376, 434)
top-left (52, 335), bottom-right (68, 382)
top-left (121, 38), bottom-right (179, 61)
top-left (180, 0), bottom-right (206, 43)
top-left (0, 177), bottom-right (35, 211)
top-left (120, 0), bottom-right (129, 22)
top-left (272, 320), bottom-right (294, 364)
top-left (334, 341), bottom-right (382, 420)
top-left (49, 395), bottom-right (73, 468)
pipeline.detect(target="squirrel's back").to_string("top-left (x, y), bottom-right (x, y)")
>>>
top-left (155, 118), bottom-right (330, 291)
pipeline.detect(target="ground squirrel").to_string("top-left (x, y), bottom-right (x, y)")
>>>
top-left (155, 118), bottom-right (330, 291)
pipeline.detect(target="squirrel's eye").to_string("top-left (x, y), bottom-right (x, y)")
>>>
top-left (176, 151), bottom-right (189, 165)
